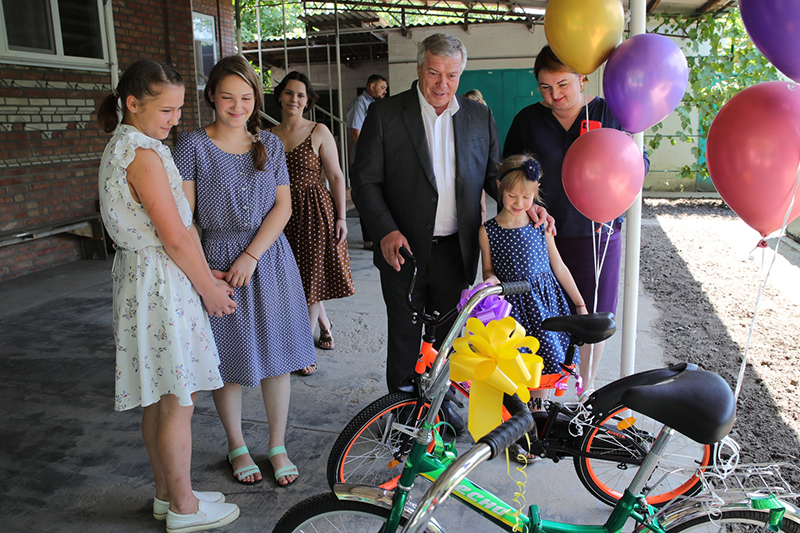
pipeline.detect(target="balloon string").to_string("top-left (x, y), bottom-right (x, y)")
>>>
top-left (733, 162), bottom-right (800, 401)
top-left (587, 221), bottom-right (613, 389)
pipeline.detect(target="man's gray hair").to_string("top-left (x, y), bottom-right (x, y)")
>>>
top-left (417, 33), bottom-right (467, 72)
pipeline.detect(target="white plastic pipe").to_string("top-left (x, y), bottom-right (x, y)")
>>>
top-left (620, 0), bottom-right (646, 379)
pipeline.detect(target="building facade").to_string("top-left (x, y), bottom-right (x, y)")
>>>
top-left (0, 0), bottom-right (235, 281)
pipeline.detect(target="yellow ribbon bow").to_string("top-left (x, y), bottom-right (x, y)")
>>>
top-left (450, 316), bottom-right (544, 441)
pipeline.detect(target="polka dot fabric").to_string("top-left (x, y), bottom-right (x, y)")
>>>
top-left (279, 125), bottom-right (355, 305)
top-left (173, 128), bottom-right (316, 386)
top-left (484, 218), bottom-right (576, 373)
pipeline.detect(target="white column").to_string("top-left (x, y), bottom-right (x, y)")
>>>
top-left (620, 0), bottom-right (646, 378)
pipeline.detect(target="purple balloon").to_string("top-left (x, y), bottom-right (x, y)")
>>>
top-left (741, 0), bottom-right (800, 83)
top-left (603, 34), bottom-right (688, 133)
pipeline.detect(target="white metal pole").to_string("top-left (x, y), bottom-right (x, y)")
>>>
top-left (103, 0), bottom-right (119, 90)
top-left (620, 0), bottom-right (646, 378)
top-left (334, 2), bottom-right (346, 171)
top-left (235, 0), bottom-right (242, 55)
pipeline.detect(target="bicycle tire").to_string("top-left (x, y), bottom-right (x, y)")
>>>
top-left (574, 402), bottom-right (711, 507)
top-left (273, 492), bottom-right (434, 533)
top-left (327, 391), bottom-right (442, 490)
top-left (662, 508), bottom-right (800, 533)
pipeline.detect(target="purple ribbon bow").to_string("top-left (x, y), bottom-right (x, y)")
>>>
top-left (457, 282), bottom-right (513, 325)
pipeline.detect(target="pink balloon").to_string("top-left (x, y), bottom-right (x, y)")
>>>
top-left (562, 129), bottom-right (645, 223)
top-left (707, 81), bottom-right (800, 237)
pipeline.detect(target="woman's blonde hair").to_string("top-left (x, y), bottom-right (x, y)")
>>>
top-left (497, 154), bottom-right (543, 204)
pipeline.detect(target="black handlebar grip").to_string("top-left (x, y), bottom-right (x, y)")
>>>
top-left (399, 246), bottom-right (414, 261)
top-left (477, 395), bottom-right (535, 460)
top-left (500, 280), bottom-right (530, 296)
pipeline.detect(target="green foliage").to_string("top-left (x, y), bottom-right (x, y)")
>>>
top-left (237, 0), bottom-right (305, 41)
top-left (648, 9), bottom-right (785, 182)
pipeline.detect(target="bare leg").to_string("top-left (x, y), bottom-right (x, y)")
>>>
top-left (261, 373), bottom-right (297, 485)
top-left (578, 341), bottom-right (606, 394)
top-left (212, 383), bottom-right (262, 483)
top-left (316, 302), bottom-right (330, 333)
top-left (153, 393), bottom-right (200, 514)
top-left (308, 301), bottom-right (321, 334)
top-left (143, 402), bottom-right (169, 500)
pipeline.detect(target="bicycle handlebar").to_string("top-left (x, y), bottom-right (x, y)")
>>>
top-left (399, 246), bottom-right (413, 262)
top-left (477, 394), bottom-right (536, 460)
top-left (499, 280), bottom-right (530, 296)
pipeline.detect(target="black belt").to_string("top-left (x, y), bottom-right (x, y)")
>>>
top-left (431, 233), bottom-right (458, 245)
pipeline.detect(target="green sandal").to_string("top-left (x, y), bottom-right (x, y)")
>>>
top-left (268, 446), bottom-right (299, 487)
top-left (227, 445), bottom-right (262, 485)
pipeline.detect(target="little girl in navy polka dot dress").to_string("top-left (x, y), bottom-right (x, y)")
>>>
top-left (478, 154), bottom-right (588, 408)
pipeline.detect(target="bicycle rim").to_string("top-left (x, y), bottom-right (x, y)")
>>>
top-left (327, 392), bottom-right (440, 490)
top-left (274, 493), bottom-right (394, 533)
top-left (663, 509), bottom-right (800, 533)
top-left (575, 403), bottom-right (711, 506)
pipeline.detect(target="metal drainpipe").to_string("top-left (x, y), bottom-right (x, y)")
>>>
top-left (103, 0), bottom-right (119, 90)
top-left (620, 0), bottom-right (646, 379)
top-left (334, 1), bottom-right (346, 181)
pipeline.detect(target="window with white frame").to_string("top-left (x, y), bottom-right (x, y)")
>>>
top-left (193, 12), bottom-right (217, 90)
top-left (0, 0), bottom-right (107, 69)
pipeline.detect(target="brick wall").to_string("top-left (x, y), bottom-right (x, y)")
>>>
top-left (0, 0), bottom-right (233, 282)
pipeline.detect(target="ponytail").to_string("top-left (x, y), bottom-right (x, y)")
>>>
top-left (248, 118), bottom-right (267, 171)
top-left (98, 93), bottom-right (121, 133)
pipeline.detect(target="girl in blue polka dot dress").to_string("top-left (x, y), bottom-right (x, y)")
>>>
top-left (478, 154), bottom-right (587, 408)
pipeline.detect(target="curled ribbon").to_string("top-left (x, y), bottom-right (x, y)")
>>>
top-left (457, 282), bottom-right (513, 325)
top-left (450, 316), bottom-right (544, 440)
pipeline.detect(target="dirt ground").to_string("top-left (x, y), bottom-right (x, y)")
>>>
top-left (639, 199), bottom-right (800, 475)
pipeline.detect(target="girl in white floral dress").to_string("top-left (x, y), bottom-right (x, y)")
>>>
top-left (97, 59), bottom-right (239, 533)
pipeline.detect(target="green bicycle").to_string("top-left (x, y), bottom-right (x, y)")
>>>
top-left (275, 282), bottom-right (799, 533)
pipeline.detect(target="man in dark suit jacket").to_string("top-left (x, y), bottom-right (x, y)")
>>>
top-left (351, 34), bottom-right (501, 400)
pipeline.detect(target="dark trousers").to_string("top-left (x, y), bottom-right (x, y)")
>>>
top-left (360, 218), bottom-right (372, 243)
top-left (380, 235), bottom-right (468, 392)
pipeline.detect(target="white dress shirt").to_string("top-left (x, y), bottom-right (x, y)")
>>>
top-left (417, 85), bottom-right (459, 237)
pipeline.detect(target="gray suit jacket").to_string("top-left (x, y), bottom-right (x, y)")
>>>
top-left (351, 81), bottom-right (500, 281)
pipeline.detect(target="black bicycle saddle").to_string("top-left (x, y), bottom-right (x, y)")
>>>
top-left (541, 312), bottom-right (616, 345)
top-left (621, 370), bottom-right (736, 445)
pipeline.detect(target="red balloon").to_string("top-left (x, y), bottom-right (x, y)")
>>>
top-left (707, 81), bottom-right (800, 237)
top-left (562, 129), bottom-right (645, 223)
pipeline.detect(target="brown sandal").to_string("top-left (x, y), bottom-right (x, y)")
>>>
top-left (317, 321), bottom-right (334, 350)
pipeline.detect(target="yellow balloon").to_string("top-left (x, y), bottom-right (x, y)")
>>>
top-left (544, 0), bottom-right (625, 75)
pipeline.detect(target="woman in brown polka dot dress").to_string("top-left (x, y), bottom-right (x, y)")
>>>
top-left (270, 72), bottom-right (356, 372)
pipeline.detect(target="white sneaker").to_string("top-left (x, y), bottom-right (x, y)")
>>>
top-left (166, 500), bottom-right (240, 533)
top-left (153, 491), bottom-right (226, 520)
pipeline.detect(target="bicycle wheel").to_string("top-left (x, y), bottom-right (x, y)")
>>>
top-left (274, 492), bottom-right (432, 533)
top-left (327, 391), bottom-right (442, 490)
top-left (662, 509), bottom-right (800, 533)
top-left (574, 402), bottom-right (711, 507)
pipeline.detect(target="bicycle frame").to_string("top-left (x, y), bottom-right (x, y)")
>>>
top-left (333, 427), bottom-right (684, 533)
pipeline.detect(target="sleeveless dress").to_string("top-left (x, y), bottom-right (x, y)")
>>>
top-left (280, 125), bottom-right (355, 305)
top-left (98, 124), bottom-right (224, 411)
top-left (484, 218), bottom-right (577, 374)
top-left (173, 128), bottom-right (316, 386)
